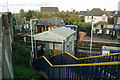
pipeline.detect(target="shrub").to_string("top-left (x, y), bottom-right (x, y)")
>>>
top-left (12, 42), bottom-right (30, 66)
top-left (14, 65), bottom-right (48, 79)
top-left (12, 42), bottom-right (48, 79)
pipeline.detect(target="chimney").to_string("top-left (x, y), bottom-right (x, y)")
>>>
top-left (73, 9), bottom-right (75, 12)
top-left (104, 9), bottom-right (106, 12)
top-left (87, 9), bottom-right (89, 13)
top-left (62, 10), bottom-right (64, 13)
top-left (67, 10), bottom-right (69, 12)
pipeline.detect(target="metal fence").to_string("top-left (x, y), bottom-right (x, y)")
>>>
top-left (33, 53), bottom-right (120, 79)
top-left (48, 52), bottom-right (120, 65)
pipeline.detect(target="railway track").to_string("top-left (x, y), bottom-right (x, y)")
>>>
top-left (14, 36), bottom-right (120, 57)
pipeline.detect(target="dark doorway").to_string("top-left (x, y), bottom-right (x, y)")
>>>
top-left (101, 25), bottom-right (103, 29)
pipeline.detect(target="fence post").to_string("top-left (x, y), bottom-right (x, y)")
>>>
top-left (83, 66), bottom-right (86, 79)
top-left (94, 66), bottom-right (98, 79)
top-left (86, 66), bottom-right (89, 79)
top-left (116, 55), bottom-right (118, 61)
top-left (109, 65), bottom-right (113, 79)
top-left (80, 66), bottom-right (82, 79)
top-left (103, 65), bottom-right (107, 79)
top-left (98, 65), bottom-right (103, 80)
top-left (59, 67), bottom-right (60, 80)
top-left (53, 68), bottom-right (54, 80)
top-left (68, 67), bottom-right (69, 79)
top-left (117, 64), bottom-right (120, 79)
top-left (109, 55), bottom-right (111, 62)
top-left (47, 67), bottom-right (49, 79)
top-left (112, 55), bottom-right (114, 62)
top-left (74, 66), bottom-right (76, 80)
top-left (90, 66), bottom-right (93, 80)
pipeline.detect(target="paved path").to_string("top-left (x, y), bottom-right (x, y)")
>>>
top-left (82, 36), bottom-right (120, 44)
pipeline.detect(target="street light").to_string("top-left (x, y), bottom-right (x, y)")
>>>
top-left (30, 19), bottom-right (38, 60)
top-left (90, 16), bottom-right (94, 56)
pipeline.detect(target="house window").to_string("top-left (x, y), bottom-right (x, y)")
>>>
top-left (49, 43), bottom-right (53, 49)
top-left (102, 15), bottom-right (106, 20)
top-left (87, 16), bottom-right (89, 19)
top-left (55, 43), bottom-right (62, 50)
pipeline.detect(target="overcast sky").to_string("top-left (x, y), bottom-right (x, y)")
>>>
top-left (0, 0), bottom-right (120, 13)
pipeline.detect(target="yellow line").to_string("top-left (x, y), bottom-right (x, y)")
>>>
top-left (65, 51), bottom-right (78, 60)
top-left (34, 56), bottom-right (120, 67)
top-left (34, 56), bottom-right (44, 60)
top-left (43, 56), bottom-right (53, 66)
top-left (34, 52), bottom-right (120, 61)
top-left (49, 52), bottom-right (65, 58)
top-left (81, 53), bottom-right (120, 59)
top-left (49, 51), bottom-right (120, 60)
top-left (52, 62), bottom-right (120, 67)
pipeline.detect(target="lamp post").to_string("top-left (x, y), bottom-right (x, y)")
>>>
top-left (30, 19), bottom-right (38, 60)
top-left (90, 16), bottom-right (94, 56)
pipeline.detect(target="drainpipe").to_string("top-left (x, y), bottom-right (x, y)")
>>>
top-left (62, 40), bottom-right (65, 64)
top-left (75, 26), bottom-right (79, 57)
top-left (62, 40), bottom-right (65, 52)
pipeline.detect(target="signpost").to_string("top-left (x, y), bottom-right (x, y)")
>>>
top-left (101, 46), bottom-right (120, 55)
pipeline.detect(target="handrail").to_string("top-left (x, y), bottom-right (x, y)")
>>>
top-left (49, 51), bottom-right (120, 60)
top-left (53, 62), bottom-right (120, 67)
top-left (34, 56), bottom-right (120, 67)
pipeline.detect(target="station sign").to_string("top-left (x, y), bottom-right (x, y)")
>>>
top-left (101, 46), bottom-right (120, 55)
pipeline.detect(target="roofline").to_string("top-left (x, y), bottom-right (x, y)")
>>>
top-left (40, 18), bottom-right (63, 19)
top-left (65, 31), bottom-right (76, 40)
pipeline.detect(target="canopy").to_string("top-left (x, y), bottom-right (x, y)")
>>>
top-left (33, 27), bottom-right (76, 42)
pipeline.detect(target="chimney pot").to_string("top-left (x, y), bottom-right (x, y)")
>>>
top-left (104, 9), bottom-right (106, 12)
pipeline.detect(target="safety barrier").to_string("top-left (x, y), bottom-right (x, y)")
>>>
top-left (48, 52), bottom-right (120, 65)
top-left (33, 56), bottom-right (120, 79)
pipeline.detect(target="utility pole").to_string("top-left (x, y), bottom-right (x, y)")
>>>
top-left (30, 19), bottom-right (38, 61)
top-left (90, 16), bottom-right (94, 56)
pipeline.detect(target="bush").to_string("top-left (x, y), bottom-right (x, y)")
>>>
top-left (73, 22), bottom-right (92, 29)
top-left (73, 22), bottom-right (97, 36)
top-left (12, 42), bottom-right (30, 66)
top-left (12, 42), bottom-right (48, 79)
top-left (14, 65), bottom-right (48, 79)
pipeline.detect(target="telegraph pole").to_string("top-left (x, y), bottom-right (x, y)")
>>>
top-left (90, 16), bottom-right (94, 56)
top-left (30, 19), bottom-right (38, 61)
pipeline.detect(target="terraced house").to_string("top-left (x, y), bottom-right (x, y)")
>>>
top-left (84, 8), bottom-right (114, 28)
top-left (80, 8), bottom-right (115, 37)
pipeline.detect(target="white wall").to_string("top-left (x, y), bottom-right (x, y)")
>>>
top-left (117, 17), bottom-right (120, 24)
top-left (85, 14), bottom-right (108, 23)
top-left (107, 25), bottom-right (114, 29)
top-left (49, 42), bottom-right (62, 51)
top-left (65, 35), bottom-right (75, 53)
